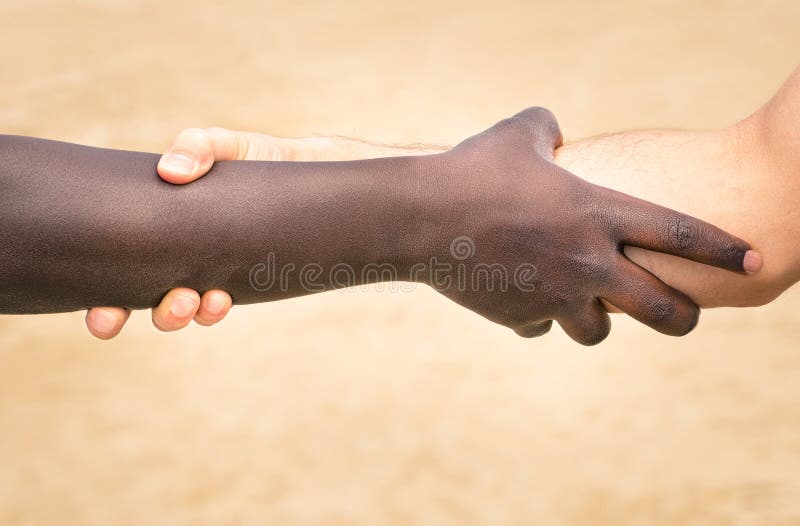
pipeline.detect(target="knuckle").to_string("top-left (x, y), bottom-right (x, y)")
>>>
top-left (666, 215), bottom-right (698, 251)
top-left (644, 295), bottom-right (678, 326)
top-left (570, 247), bottom-right (616, 284)
top-left (235, 134), bottom-right (253, 160)
top-left (580, 190), bottom-right (617, 236)
top-left (205, 127), bottom-right (234, 148)
top-left (206, 127), bottom-right (250, 161)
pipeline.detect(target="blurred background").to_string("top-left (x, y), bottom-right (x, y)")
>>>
top-left (1, 1), bottom-right (800, 524)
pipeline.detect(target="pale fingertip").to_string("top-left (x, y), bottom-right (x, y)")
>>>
top-left (159, 152), bottom-right (195, 175)
top-left (157, 127), bottom-right (216, 184)
top-left (86, 308), bottom-right (127, 340)
top-left (157, 152), bottom-right (197, 184)
top-left (206, 291), bottom-right (232, 316)
top-left (194, 291), bottom-right (232, 326)
top-left (170, 291), bottom-right (200, 319)
top-left (152, 289), bottom-right (200, 331)
top-left (743, 250), bottom-right (763, 275)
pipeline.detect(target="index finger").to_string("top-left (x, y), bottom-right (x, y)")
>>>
top-left (603, 188), bottom-right (762, 274)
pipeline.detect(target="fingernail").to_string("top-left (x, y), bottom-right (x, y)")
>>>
top-left (743, 250), bottom-right (763, 275)
top-left (159, 153), bottom-right (195, 176)
top-left (206, 295), bottom-right (226, 315)
top-left (93, 310), bottom-right (118, 335)
top-left (171, 293), bottom-right (197, 318)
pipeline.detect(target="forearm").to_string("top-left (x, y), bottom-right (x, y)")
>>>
top-left (0, 135), bottom-right (433, 314)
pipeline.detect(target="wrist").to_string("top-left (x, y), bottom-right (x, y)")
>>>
top-left (386, 153), bottom-right (447, 279)
top-left (391, 151), bottom-right (477, 283)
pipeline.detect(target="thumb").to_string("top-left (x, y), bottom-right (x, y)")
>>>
top-left (158, 127), bottom-right (288, 185)
top-left (157, 127), bottom-right (218, 185)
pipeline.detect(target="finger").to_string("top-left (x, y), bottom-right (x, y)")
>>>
top-left (604, 257), bottom-right (700, 337)
top-left (557, 300), bottom-right (611, 346)
top-left (604, 188), bottom-right (762, 274)
top-left (152, 288), bottom-right (201, 332)
top-left (157, 128), bottom-right (216, 185)
top-left (85, 307), bottom-right (131, 340)
top-left (514, 319), bottom-right (553, 338)
top-left (194, 290), bottom-right (233, 326)
top-left (158, 127), bottom-right (287, 185)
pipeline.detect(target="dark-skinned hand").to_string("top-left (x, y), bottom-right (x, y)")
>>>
top-left (419, 107), bottom-right (756, 344)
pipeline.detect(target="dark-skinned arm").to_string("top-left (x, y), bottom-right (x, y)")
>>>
top-left (0, 108), bottom-right (759, 344)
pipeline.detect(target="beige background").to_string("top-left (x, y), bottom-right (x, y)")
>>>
top-left (2, 1), bottom-right (800, 524)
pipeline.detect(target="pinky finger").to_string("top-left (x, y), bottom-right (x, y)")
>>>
top-left (85, 307), bottom-right (131, 340)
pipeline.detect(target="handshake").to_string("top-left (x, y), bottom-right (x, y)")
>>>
top-left (60, 107), bottom-right (761, 344)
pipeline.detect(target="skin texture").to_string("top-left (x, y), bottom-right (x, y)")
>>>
top-left (88, 63), bottom-right (800, 338)
top-left (0, 108), bottom-right (757, 344)
top-left (555, 68), bottom-right (800, 311)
